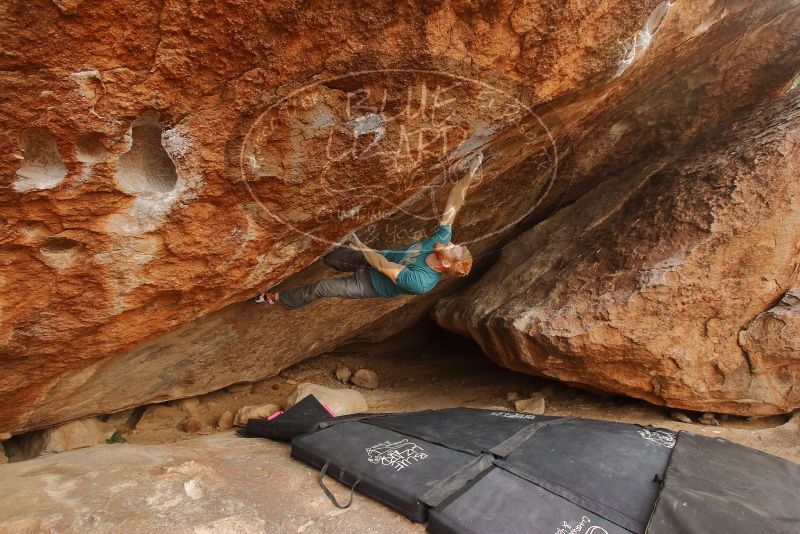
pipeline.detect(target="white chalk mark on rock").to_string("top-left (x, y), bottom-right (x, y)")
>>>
top-left (350, 112), bottom-right (386, 146)
top-left (616, 1), bottom-right (672, 76)
top-left (184, 478), bottom-right (205, 500)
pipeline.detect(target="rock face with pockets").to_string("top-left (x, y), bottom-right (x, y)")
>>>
top-left (1, 0), bottom-right (799, 433)
top-left (435, 91), bottom-right (800, 416)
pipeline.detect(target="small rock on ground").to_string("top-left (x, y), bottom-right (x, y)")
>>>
top-left (285, 383), bottom-right (367, 416)
top-left (234, 404), bottom-right (281, 426)
top-left (514, 397), bottom-right (546, 415)
top-left (18, 418), bottom-right (115, 459)
top-left (699, 412), bottom-right (720, 426)
top-left (217, 411), bottom-right (234, 430)
top-left (670, 411), bottom-right (693, 424)
top-left (335, 366), bottom-right (353, 383)
top-left (180, 417), bottom-right (203, 433)
top-left (352, 369), bottom-right (379, 389)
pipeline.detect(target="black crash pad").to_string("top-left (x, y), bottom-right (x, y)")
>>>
top-left (292, 420), bottom-right (489, 522)
top-left (647, 431), bottom-right (800, 534)
top-left (429, 466), bottom-right (629, 534)
top-left (242, 394), bottom-right (333, 441)
top-left (365, 407), bottom-right (560, 454)
top-left (428, 417), bottom-right (674, 534)
top-left (241, 406), bottom-right (800, 534)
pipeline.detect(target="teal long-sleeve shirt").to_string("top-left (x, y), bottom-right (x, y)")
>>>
top-left (369, 225), bottom-right (452, 297)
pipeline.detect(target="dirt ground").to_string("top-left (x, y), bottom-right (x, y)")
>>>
top-left (119, 321), bottom-right (798, 463)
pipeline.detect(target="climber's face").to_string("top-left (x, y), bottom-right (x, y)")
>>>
top-left (435, 242), bottom-right (465, 263)
top-left (434, 242), bottom-right (472, 277)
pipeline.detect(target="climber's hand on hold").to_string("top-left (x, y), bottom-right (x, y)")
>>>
top-left (347, 232), bottom-right (365, 251)
top-left (467, 151), bottom-right (484, 175)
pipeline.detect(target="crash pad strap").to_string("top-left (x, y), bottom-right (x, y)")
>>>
top-left (495, 460), bottom-right (645, 533)
top-left (316, 412), bottom-right (398, 430)
top-left (419, 454), bottom-right (495, 508)
top-left (318, 460), bottom-right (362, 509)
top-left (489, 417), bottom-right (576, 458)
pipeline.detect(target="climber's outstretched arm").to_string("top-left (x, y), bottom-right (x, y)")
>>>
top-left (439, 152), bottom-right (483, 226)
top-left (349, 234), bottom-right (404, 283)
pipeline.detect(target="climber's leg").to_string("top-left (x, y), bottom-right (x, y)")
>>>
top-left (277, 269), bottom-right (380, 309)
top-left (322, 246), bottom-right (369, 272)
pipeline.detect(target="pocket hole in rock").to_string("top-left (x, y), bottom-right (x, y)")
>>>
top-left (74, 132), bottom-right (108, 163)
top-left (38, 237), bottom-right (84, 269)
top-left (39, 237), bottom-right (83, 255)
top-left (117, 114), bottom-right (178, 194)
top-left (14, 128), bottom-right (68, 193)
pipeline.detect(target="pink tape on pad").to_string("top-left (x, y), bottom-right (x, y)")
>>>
top-left (267, 410), bottom-right (284, 421)
top-left (322, 403), bottom-right (335, 416)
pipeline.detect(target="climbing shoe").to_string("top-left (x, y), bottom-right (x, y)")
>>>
top-left (252, 291), bottom-right (279, 304)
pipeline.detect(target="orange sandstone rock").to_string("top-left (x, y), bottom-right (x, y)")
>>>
top-left (0, 0), bottom-right (798, 433)
top-left (435, 91), bottom-right (800, 416)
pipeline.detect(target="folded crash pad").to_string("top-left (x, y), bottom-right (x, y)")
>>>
top-left (242, 394), bottom-right (333, 441)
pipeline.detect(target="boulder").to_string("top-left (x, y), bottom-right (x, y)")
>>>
top-left (436, 92), bottom-right (800, 416)
top-left (18, 418), bottom-right (115, 459)
top-left (1, 0), bottom-right (798, 435)
top-left (514, 397), bottom-right (546, 415)
top-left (352, 369), bottom-right (379, 390)
top-left (285, 383), bottom-right (367, 417)
top-left (233, 404), bottom-right (281, 427)
top-left (0, 442), bottom-right (6, 465)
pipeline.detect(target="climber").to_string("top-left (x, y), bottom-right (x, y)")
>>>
top-left (252, 152), bottom-right (483, 309)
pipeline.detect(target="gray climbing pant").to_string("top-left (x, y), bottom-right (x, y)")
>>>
top-left (279, 246), bottom-right (381, 309)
